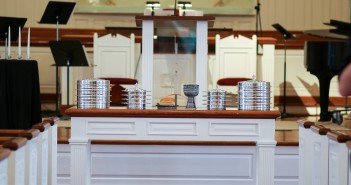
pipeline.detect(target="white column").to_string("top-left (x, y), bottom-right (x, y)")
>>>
top-left (256, 141), bottom-right (276, 185)
top-left (48, 122), bottom-right (58, 185)
top-left (311, 130), bottom-right (329, 185)
top-left (69, 139), bottom-right (91, 185)
top-left (8, 146), bottom-right (26, 185)
top-left (328, 139), bottom-right (348, 185)
top-left (0, 150), bottom-right (9, 185)
top-left (298, 126), bottom-right (313, 185)
top-left (195, 20), bottom-right (208, 109)
top-left (141, 20), bottom-right (154, 109)
top-left (260, 43), bottom-right (275, 108)
top-left (25, 137), bottom-right (39, 185)
top-left (37, 129), bottom-right (49, 185)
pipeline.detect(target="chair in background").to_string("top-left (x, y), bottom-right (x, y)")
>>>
top-left (213, 34), bottom-right (257, 106)
top-left (93, 33), bottom-right (139, 105)
top-left (213, 34), bottom-right (257, 89)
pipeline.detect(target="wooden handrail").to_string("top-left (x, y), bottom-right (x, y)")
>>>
top-left (297, 120), bottom-right (315, 128)
top-left (0, 129), bottom-right (40, 140)
top-left (311, 125), bottom-right (331, 135)
top-left (327, 130), bottom-right (351, 143)
top-left (1, 137), bottom-right (27, 151)
top-left (0, 147), bottom-right (11, 161)
top-left (32, 122), bottom-right (51, 132)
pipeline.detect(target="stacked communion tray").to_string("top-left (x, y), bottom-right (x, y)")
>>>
top-left (123, 84), bottom-right (147, 110)
top-left (76, 79), bottom-right (110, 109)
top-left (237, 77), bottom-right (271, 111)
top-left (206, 86), bottom-right (227, 110)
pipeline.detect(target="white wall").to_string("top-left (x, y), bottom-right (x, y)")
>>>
top-left (1, 0), bottom-right (349, 30)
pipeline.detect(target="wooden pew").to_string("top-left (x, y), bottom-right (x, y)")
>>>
top-left (346, 141), bottom-right (351, 185)
top-left (0, 129), bottom-right (41, 185)
top-left (0, 137), bottom-right (28, 185)
top-left (43, 117), bottom-right (59, 185)
top-left (310, 125), bottom-right (331, 185)
top-left (298, 120), bottom-right (351, 185)
top-left (297, 120), bottom-right (315, 185)
top-left (0, 147), bottom-right (11, 184)
top-left (0, 117), bottom-right (58, 185)
top-left (326, 130), bottom-right (351, 185)
top-left (32, 122), bottom-right (51, 185)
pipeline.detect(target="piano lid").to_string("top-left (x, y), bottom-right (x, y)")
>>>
top-left (304, 19), bottom-right (351, 40)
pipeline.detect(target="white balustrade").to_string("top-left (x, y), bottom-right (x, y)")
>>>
top-left (43, 117), bottom-right (59, 185)
top-left (0, 148), bottom-right (11, 185)
top-left (33, 122), bottom-right (51, 185)
top-left (297, 120), bottom-right (314, 185)
top-left (327, 130), bottom-right (350, 185)
top-left (310, 125), bottom-right (330, 185)
top-left (2, 137), bottom-right (28, 185)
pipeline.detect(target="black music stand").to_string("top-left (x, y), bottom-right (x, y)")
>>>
top-left (0, 16), bottom-right (27, 59)
top-left (39, 1), bottom-right (76, 116)
top-left (39, 1), bottom-right (76, 40)
top-left (0, 16), bottom-right (27, 41)
top-left (272, 23), bottom-right (296, 119)
top-left (255, 0), bottom-right (262, 37)
top-left (49, 40), bottom-right (89, 120)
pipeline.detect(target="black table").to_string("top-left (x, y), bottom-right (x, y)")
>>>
top-left (0, 60), bottom-right (42, 129)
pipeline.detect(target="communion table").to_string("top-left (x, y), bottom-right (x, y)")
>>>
top-left (66, 107), bottom-right (280, 185)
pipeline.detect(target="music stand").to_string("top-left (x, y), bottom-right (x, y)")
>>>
top-left (0, 16), bottom-right (27, 59)
top-left (0, 16), bottom-right (27, 41)
top-left (39, 1), bottom-right (76, 40)
top-left (39, 1), bottom-right (76, 116)
top-left (49, 40), bottom-right (89, 120)
top-left (255, 0), bottom-right (262, 37)
top-left (272, 23), bottom-right (296, 118)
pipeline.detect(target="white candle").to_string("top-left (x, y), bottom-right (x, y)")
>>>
top-left (5, 37), bottom-right (7, 59)
top-left (18, 26), bottom-right (21, 59)
top-left (174, 35), bottom-right (178, 54)
top-left (27, 27), bottom-right (30, 60)
top-left (8, 26), bottom-right (11, 59)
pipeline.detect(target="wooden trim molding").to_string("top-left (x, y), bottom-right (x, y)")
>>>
top-left (0, 27), bottom-right (324, 50)
top-left (274, 96), bottom-right (351, 107)
top-left (91, 140), bottom-right (256, 146)
top-left (65, 107), bottom-right (281, 119)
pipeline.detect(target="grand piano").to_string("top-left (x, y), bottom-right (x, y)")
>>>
top-left (304, 19), bottom-right (350, 121)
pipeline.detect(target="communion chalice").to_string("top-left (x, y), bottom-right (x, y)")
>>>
top-left (183, 84), bottom-right (199, 109)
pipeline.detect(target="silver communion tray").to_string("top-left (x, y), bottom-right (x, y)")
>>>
top-left (76, 79), bottom-right (110, 109)
top-left (237, 77), bottom-right (271, 111)
top-left (122, 84), bottom-right (149, 110)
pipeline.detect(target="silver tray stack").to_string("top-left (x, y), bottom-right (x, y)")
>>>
top-left (206, 86), bottom-right (227, 110)
top-left (237, 77), bottom-right (271, 111)
top-left (76, 79), bottom-right (110, 109)
top-left (123, 84), bottom-right (148, 110)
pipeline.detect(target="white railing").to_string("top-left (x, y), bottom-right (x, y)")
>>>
top-left (0, 147), bottom-right (11, 184)
top-left (297, 120), bottom-right (351, 185)
top-left (0, 116), bottom-right (59, 185)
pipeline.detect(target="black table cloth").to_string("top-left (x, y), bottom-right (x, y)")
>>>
top-left (0, 60), bottom-right (42, 129)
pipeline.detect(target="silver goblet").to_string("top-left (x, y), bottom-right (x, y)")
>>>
top-left (183, 84), bottom-right (199, 109)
